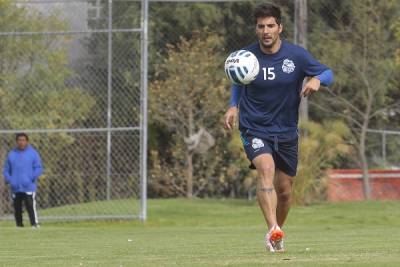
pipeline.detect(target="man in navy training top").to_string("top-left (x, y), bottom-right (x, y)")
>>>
top-left (224, 3), bottom-right (333, 253)
top-left (3, 133), bottom-right (43, 228)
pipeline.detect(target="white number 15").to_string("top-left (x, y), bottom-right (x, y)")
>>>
top-left (263, 67), bottom-right (276, 80)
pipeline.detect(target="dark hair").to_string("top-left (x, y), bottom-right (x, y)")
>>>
top-left (16, 133), bottom-right (29, 141)
top-left (253, 3), bottom-right (282, 25)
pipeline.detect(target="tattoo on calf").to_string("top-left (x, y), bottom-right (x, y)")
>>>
top-left (260, 187), bottom-right (274, 193)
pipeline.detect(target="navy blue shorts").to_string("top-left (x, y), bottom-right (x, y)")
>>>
top-left (240, 131), bottom-right (298, 177)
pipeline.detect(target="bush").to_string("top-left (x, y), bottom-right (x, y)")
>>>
top-left (293, 120), bottom-right (351, 205)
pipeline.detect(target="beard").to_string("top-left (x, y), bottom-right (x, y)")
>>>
top-left (260, 38), bottom-right (276, 49)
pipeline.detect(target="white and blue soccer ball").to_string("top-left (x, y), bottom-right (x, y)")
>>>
top-left (224, 50), bottom-right (259, 85)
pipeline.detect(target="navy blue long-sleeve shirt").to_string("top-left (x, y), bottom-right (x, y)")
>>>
top-left (230, 41), bottom-right (333, 140)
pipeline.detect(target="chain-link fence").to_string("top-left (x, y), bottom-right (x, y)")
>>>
top-left (0, 0), bottom-right (148, 220)
top-left (1, 0), bottom-right (399, 220)
top-left (366, 130), bottom-right (400, 169)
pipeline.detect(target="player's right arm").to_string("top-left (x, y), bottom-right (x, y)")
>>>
top-left (224, 84), bottom-right (243, 130)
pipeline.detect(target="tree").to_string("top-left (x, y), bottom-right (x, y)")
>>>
top-left (150, 31), bottom-right (227, 198)
top-left (308, 0), bottom-right (400, 199)
top-left (0, 0), bottom-right (95, 210)
top-left (396, 19), bottom-right (400, 65)
top-left (80, 1), bottom-right (302, 199)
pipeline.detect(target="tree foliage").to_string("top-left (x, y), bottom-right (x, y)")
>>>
top-left (396, 19), bottom-right (400, 66)
top-left (308, 0), bottom-right (400, 198)
top-left (294, 120), bottom-right (352, 204)
top-left (1, 1), bottom-right (396, 204)
top-left (149, 31), bottom-right (227, 197)
top-left (0, 0), bottom-right (95, 212)
top-left (147, 1), bottom-right (400, 200)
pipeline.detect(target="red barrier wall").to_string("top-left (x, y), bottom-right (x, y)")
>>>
top-left (327, 169), bottom-right (400, 202)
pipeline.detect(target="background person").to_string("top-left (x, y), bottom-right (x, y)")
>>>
top-left (3, 133), bottom-right (43, 228)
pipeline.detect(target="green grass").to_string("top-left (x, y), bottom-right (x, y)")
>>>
top-left (38, 198), bottom-right (141, 217)
top-left (1, 199), bottom-right (400, 267)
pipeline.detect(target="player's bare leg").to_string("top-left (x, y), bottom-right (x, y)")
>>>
top-left (253, 154), bottom-right (277, 229)
top-left (269, 170), bottom-right (293, 252)
top-left (252, 154), bottom-right (284, 252)
top-left (274, 170), bottom-right (293, 227)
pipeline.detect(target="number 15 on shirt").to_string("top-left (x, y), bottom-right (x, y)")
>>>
top-left (263, 67), bottom-right (276, 80)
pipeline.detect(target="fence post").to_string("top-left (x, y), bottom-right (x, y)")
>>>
top-left (106, 0), bottom-right (113, 201)
top-left (140, 0), bottom-right (149, 221)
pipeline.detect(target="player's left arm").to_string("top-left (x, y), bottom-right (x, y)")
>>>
top-left (300, 69), bottom-right (333, 97)
top-left (300, 48), bottom-right (334, 97)
top-left (32, 150), bottom-right (43, 182)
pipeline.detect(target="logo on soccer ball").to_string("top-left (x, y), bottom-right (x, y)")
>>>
top-left (282, 59), bottom-right (295, 73)
top-left (226, 59), bottom-right (239, 64)
top-left (252, 138), bottom-right (264, 150)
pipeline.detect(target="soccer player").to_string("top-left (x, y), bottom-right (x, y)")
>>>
top-left (3, 133), bottom-right (43, 228)
top-left (223, 3), bottom-right (333, 252)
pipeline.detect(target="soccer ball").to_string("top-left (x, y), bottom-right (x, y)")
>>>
top-left (224, 50), bottom-right (259, 85)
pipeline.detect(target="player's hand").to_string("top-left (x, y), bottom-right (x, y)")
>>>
top-left (224, 106), bottom-right (238, 131)
top-left (300, 77), bottom-right (321, 97)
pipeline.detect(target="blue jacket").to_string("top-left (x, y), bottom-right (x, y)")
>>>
top-left (3, 145), bottom-right (43, 193)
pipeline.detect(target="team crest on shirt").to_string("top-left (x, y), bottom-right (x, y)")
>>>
top-left (282, 59), bottom-right (296, 73)
top-left (252, 138), bottom-right (264, 150)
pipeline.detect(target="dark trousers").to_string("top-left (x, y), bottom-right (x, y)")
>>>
top-left (12, 192), bottom-right (38, 227)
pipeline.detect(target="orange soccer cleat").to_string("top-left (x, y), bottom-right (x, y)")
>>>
top-left (265, 225), bottom-right (285, 253)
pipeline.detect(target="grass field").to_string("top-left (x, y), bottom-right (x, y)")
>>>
top-left (0, 199), bottom-right (400, 267)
